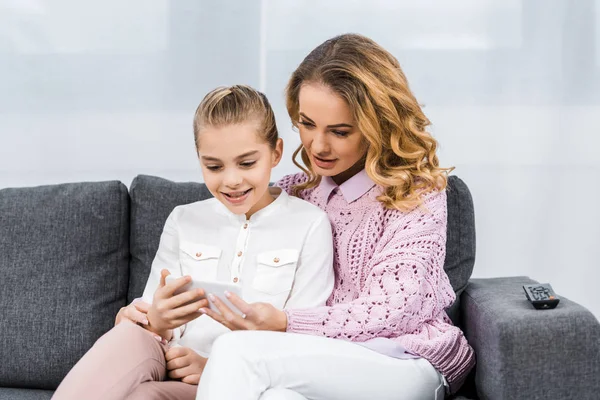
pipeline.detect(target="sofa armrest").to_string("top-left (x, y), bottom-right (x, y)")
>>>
top-left (460, 276), bottom-right (600, 400)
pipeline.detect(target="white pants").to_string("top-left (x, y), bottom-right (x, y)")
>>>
top-left (196, 331), bottom-right (446, 400)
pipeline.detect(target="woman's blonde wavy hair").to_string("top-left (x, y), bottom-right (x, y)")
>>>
top-left (286, 34), bottom-right (453, 211)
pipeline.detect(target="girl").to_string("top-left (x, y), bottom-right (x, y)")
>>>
top-left (52, 85), bottom-right (335, 400)
top-left (196, 34), bottom-right (476, 400)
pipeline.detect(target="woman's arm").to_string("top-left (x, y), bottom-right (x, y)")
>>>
top-left (283, 213), bottom-right (335, 309)
top-left (286, 197), bottom-right (455, 342)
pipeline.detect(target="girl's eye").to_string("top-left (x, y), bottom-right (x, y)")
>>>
top-left (240, 161), bottom-right (256, 168)
top-left (332, 130), bottom-right (350, 137)
top-left (206, 165), bottom-right (222, 171)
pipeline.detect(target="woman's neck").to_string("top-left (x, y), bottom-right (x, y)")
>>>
top-left (331, 158), bottom-right (365, 186)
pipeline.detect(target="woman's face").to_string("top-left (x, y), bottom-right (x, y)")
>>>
top-left (297, 83), bottom-right (367, 184)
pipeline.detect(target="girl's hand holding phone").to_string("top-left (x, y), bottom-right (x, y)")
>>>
top-left (146, 269), bottom-right (210, 341)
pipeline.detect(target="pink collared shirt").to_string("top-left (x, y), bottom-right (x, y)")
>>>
top-left (276, 170), bottom-right (475, 394)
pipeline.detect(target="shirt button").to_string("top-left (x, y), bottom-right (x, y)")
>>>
top-left (195, 252), bottom-right (202, 258)
top-left (237, 251), bottom-right (243, 257)
top-left (273, 257), bottom-right (280, 263)
top-left (243, 223), bottom-right (248, 229)
top-left (233, 277), bottom-right (239, 283)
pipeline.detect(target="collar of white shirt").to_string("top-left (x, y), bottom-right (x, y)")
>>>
top-left (213, 186), bottom-right (289, 223)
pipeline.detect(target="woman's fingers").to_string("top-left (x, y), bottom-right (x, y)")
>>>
top-left (224, 291), bottom-right (252, 316)
top-left (208, 294), bottom-right (249, 330)
top-left (198, 306), bottom-right (230, 328)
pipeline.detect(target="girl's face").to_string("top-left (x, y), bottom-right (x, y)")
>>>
top-left (297, 83), bottom-right (368, 184)
top-left (197, 122), bottom-right (283, 219)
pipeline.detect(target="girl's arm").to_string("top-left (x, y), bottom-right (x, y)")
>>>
top-left (141, 208), bottom-right (182, 303)
top-left (283, 213), bottom-right (335, 309)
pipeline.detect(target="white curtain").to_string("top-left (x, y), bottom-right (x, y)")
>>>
top-left (1, 0), bottom-right (598, 319)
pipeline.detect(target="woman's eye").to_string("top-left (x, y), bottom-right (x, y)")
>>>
top-left (332, 130), bottom-right (350, 137)
top-left (298, 121), bottom-right (315, 129)
top-left (206, 165), bottom-right (222, 171)
top-left (240, 161), bottom-right (256, 168)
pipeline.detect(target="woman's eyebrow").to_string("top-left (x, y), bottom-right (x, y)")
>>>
top-left (299, 112), bottom-right (353, 129)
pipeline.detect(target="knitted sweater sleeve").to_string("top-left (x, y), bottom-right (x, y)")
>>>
top-left (285, 191), bottom-right (456, 342)
top-left (275, 173), bottom-right (308, 196)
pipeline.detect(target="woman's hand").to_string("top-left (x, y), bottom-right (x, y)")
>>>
top-left (146, 269), bottom-right (210, 340)
top-left (165, 346), bottom-right (208, 385)
top-left (115, 299), bottom-right (151, 327)
top-left (200, 291), bottom-right (288, 332)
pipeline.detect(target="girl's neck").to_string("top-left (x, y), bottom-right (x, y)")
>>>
top-left (245, 189), bottom-right (277, 219)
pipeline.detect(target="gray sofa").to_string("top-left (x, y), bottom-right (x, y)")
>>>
top-left (0, 175), bottom-right (598, 400)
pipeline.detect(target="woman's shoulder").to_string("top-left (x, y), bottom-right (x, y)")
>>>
top-left (274, 172), bottom-right (309, 195)
top-left (381, 188), bottom-right (447, 230)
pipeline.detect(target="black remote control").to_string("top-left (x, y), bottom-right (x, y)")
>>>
top-left (523, 283), bottom-right (560, 310)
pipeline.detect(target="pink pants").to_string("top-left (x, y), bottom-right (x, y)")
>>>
top-left (52, 321), bottom-right (197, 400)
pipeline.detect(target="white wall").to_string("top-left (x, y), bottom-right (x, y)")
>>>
top-left (1, 0), bottom-right (598, 319)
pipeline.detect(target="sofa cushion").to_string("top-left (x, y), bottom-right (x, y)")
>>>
top-left (0, 181), bottom-right (130, 389)
top-left (0, 388), bottom-right (54, 400)
top-left (128, 175), bottom-right (213, 303)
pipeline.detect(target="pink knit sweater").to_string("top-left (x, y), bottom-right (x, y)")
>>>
top-left (277, 172), bottom-right (475, 393)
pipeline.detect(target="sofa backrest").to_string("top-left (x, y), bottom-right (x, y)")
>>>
top-left (0, 181), bottom-right (129, 389)
top-left (128, 175), bottom-right (213, 303)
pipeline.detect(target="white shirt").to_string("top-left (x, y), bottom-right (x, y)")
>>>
top-left (141, 187), bottom-right (335, 356)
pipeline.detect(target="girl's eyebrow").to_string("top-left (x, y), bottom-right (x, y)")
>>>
top-left (201, 150), bottom-right (259, 162)
top-left (299, 112), bottom-right (353, 129)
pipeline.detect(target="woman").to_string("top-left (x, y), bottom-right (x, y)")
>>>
top-left (196, 34), bottom-right (475, 400)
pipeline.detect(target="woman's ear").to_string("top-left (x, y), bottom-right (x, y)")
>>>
top-left (271, 138), bottom-right (284, 167)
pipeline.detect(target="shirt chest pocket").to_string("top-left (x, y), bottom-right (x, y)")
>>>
top-left (253, 249), bottom-right (299, 309)
top-left (179, 241), bottom-right (221, 281)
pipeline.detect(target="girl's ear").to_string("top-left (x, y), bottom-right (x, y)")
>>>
top-left (271, 138), bottom-right (284, 167)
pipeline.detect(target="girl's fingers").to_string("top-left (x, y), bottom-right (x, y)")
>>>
top-left (132, 301), bottom-right (151, 313)
top-left (165, 346), bottom-right (187, 362)
top-left (167, 365), bottom-right (196, 380)
top-left (166, 354), bottom-right (188, 371)
top-left (168, 288), bottom-right (206, 310)
top-left (161, 275), bottom-right (192, 298)
top-left (181, 374), bottom-right (200, 385)
top-left (124, 306), bottom-right (148, 325)
top-left (172, 298), bottom-right (210, 319)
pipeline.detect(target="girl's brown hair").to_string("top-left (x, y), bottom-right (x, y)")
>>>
top-left (194, 85), bottom-right (278, 149)
top-left (286, 34), bottom-right (453, 211)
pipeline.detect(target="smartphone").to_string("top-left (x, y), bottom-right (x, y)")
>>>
top-left (165, 274), bottom-right (243, 314)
